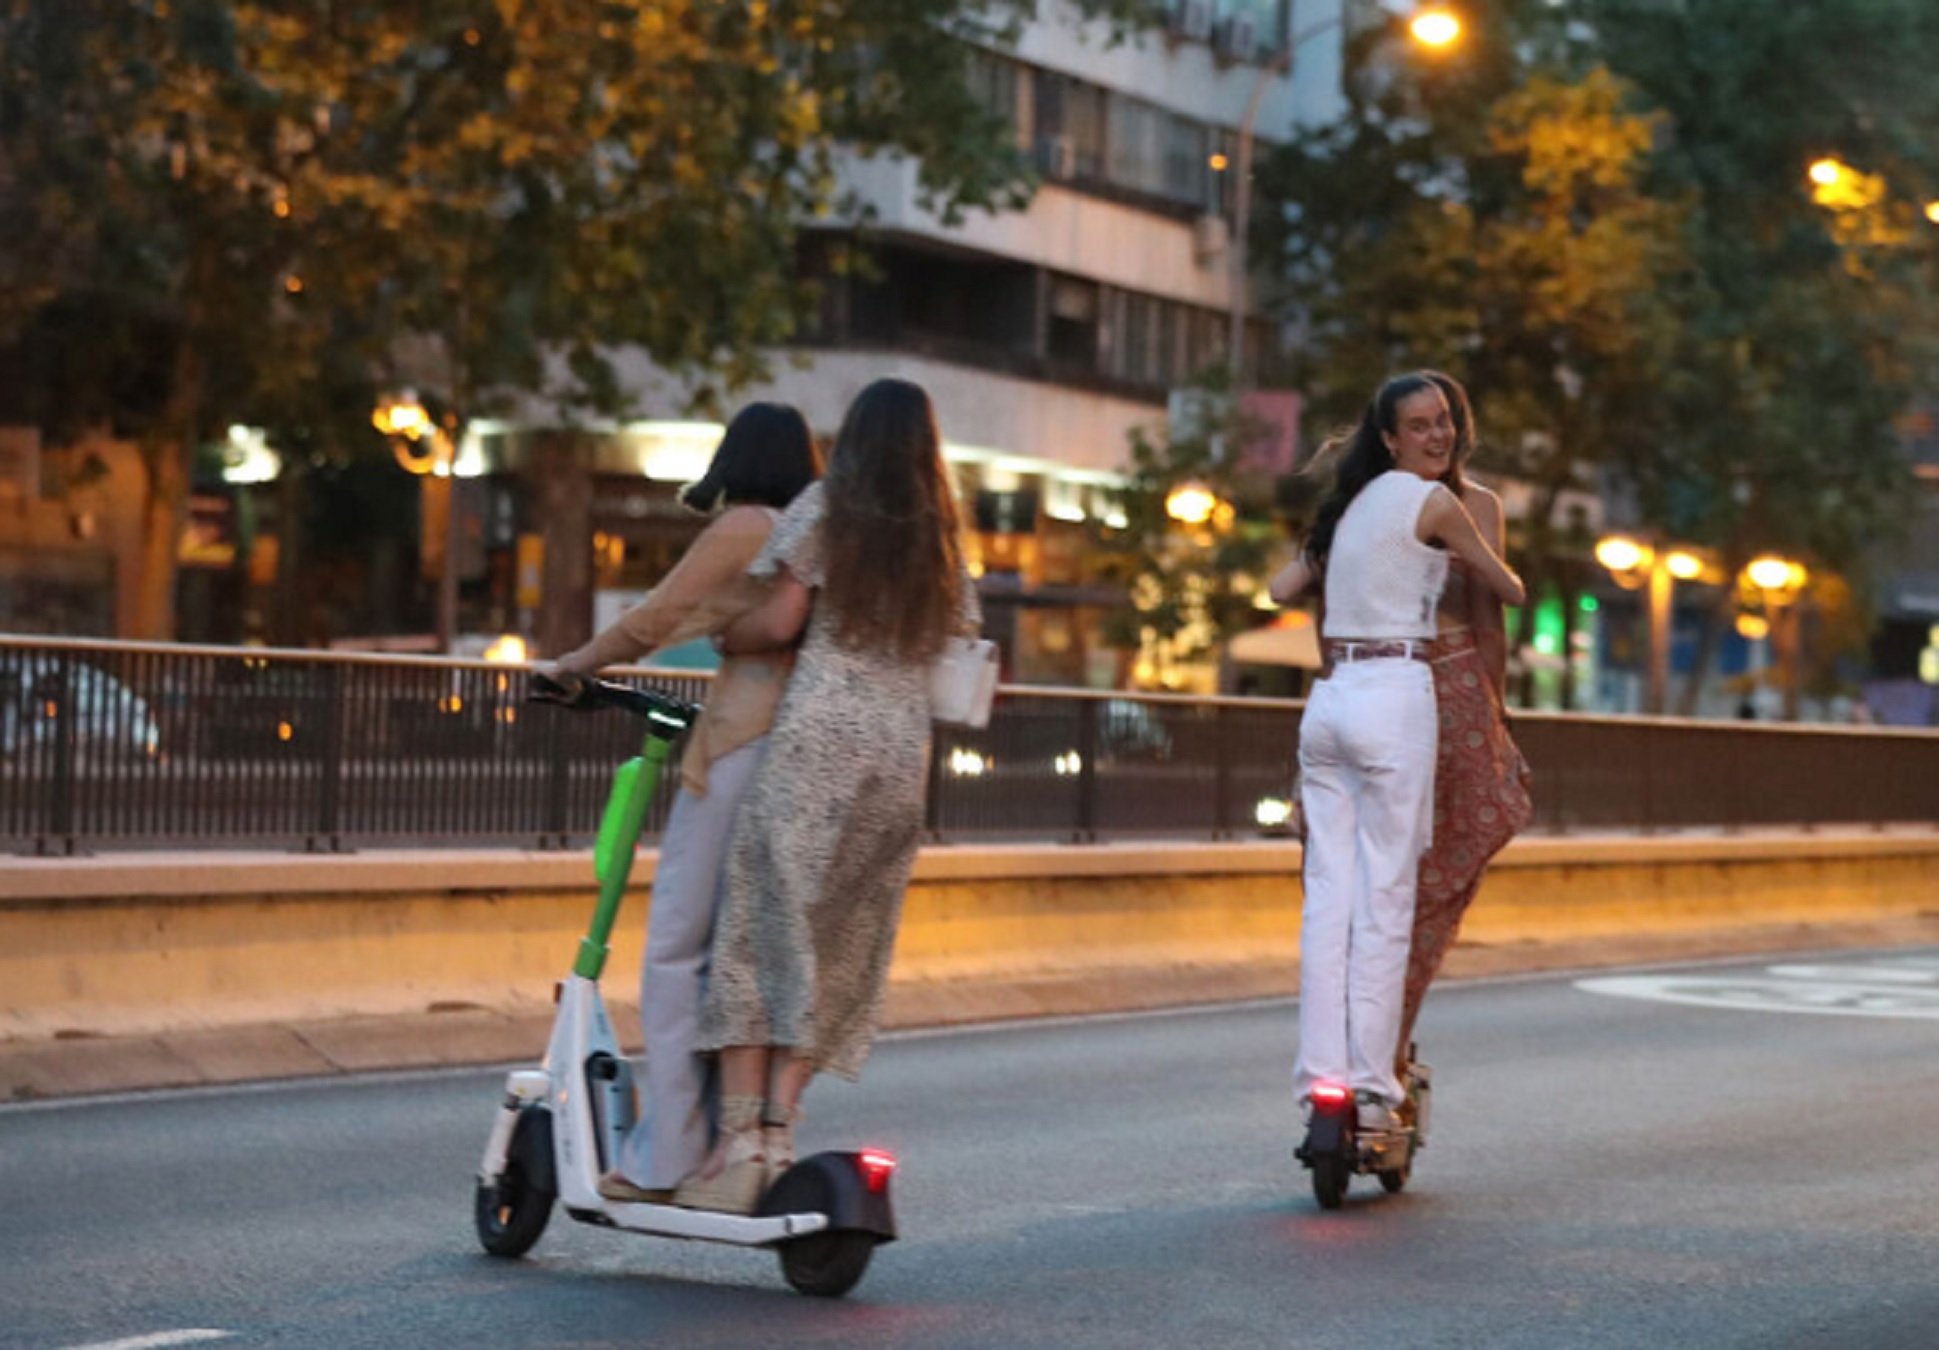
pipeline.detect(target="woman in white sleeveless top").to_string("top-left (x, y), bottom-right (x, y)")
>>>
top-left (1268, 373), bottom-right (1525, 1130)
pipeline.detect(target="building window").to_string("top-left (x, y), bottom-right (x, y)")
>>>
top-left (1033, 71), bottom-right (1107, 181)
top-left (1046, 275), bottom-right (1102, 369)
top-left (965, 48), bottom-right (1028, 148)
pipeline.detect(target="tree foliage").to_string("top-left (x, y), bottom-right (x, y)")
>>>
top-left (1257, 0), bottom-right (1939, 703)
top-left (0, 0), bottom-right (1150, 637)
top-left (1090, 375), bottom-right (1282, 685)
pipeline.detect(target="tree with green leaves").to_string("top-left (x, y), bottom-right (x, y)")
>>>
top-left (1089, 372), bottom-right (1286, 689)
top-left (1257, 0), bottom-right (1939, 710)
top-left (0, 0), bottom-right (1148, 639)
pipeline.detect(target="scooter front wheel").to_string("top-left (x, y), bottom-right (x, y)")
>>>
top-left (778, 1229), bottom-right (875, 1298)
top-left (475, 1108), bottom-right (556, 1257)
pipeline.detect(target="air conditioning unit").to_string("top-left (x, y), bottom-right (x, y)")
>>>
top-left (1216, 14), bottom-right (1259, 63)
top-left (1038, 134), bottom-right (1078, 181)
top-left (1168, 0), bottom-right (1214, 41)
top-left (1191, 213), bottom-right (1230, 265)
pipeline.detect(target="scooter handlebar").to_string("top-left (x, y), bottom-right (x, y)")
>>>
top-left (528, 672), bottom-right (700, 732)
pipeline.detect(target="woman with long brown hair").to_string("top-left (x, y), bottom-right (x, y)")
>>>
top-left (677, 378), bottom-right (979, 1213)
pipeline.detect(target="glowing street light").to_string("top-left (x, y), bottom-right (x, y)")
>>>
top-left (1744, 555), bottom-right (1807, 593)
top-left (1409, 9), bottom-right (1462, 48)
top-left (1808, 158), bottom-right (1847, 188)
top-left (1593, 534), bottom-right (1651, 576)
top-left (1165, 481), bottom-right (1220, 526)
top-left (1664, 550), bottom-right (1705, 581)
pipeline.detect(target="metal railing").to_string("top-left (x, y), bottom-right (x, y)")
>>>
top-left (4, 637), bottom-right (1937, 855)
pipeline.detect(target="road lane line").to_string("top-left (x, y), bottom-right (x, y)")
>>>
top-left (58, 1331), bottom-right (233, 1350)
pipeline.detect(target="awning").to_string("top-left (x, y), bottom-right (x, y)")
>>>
top-left (1229, 614), bottom-right (1321, 670)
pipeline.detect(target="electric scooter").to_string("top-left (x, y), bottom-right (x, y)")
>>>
top-left (1294, 1050), bottom-right (1432, 1210)
top-left (473, 673), bottom-right (897, 1298)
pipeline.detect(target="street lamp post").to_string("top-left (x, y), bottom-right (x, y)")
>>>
top-left (375, 390), bottom-right (462, 653)
top-left (1596, 533), bottom-right (1707, 716)
top-left (1743, 555), bottom-right (1809, 721)
top-left (1225, 8), bottom-right (1461, 389)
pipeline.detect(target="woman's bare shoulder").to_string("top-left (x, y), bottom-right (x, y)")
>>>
top-left (1462, 481), bottom-right (1504, 522)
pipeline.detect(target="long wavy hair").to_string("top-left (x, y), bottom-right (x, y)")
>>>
top-left (1304, 371), bottom-right (1441, 567)
top-left (821, 379), bottom-right (966, 662)
top-left (1421, 369), bottom-right (1472, 498)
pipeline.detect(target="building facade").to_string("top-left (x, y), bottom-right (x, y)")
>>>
top-left (530, 1), bottom-right (1348, 685)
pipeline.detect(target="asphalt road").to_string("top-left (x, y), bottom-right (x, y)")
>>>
top-left (5, 947), bottom-right (1938, 1350)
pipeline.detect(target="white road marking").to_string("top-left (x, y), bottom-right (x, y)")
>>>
top-left (58, 1331), bottom-right (233, 1350)
top-left (1766, 963), bottom-right (1938, 985)
top-left (1578, 958), bottom-right (1939, 1020)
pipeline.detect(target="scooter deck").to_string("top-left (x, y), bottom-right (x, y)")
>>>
top-left (572, 1201), bottom-right (831, 1246)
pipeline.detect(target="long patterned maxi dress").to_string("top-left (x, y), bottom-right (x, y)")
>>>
top-left (1396, 558), bottom-right (1534, 1059)
top-left (699, 482), bottom-right (977, 1079)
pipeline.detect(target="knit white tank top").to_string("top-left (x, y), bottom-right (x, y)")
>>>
top-left (1322, 471), bottom-right (1449, 640)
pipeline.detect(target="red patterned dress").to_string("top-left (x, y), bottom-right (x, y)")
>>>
top-left (1396, 560), bottom-right (1533, 1062)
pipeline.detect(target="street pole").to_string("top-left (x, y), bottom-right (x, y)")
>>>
top-left (1645, 558), bottom-right (1672, 716)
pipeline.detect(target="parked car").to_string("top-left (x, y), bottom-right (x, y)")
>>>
top-left (0, 656), bottom-right (161, 761)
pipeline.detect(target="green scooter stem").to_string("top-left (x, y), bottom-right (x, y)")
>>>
top-left (573, 731), bottom-right (672, 980)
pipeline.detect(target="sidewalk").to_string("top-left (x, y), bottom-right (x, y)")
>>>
top-left (9, 913), bottom-right (1937, 1104)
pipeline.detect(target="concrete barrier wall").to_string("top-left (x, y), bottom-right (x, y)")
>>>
top-left (5, 832), bottom-right (1939, 1042)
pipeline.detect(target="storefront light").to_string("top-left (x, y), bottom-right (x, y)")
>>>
top-left (625, 421), bottom-right (724, 483)
top-left (221, 425), bottom-right (282, 484)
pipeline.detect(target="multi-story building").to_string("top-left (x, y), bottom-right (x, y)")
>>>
top-left (486, 1), bottom-right (1349, 684)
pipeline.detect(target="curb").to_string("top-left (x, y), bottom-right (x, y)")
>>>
top-left (8, 913), bottom-right (1938, 1105)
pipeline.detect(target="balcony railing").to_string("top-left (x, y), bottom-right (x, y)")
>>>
top-left (4, 637), bottom-right (1936, 855)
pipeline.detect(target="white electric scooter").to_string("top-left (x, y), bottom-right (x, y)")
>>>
top-left (473, 674), bottom-right (897, 1298)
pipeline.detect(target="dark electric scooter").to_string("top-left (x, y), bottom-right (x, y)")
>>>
top-left (1295, 1050), bottom-right (1432, 1210)
top-left (472, 673), bottom-right (897, 1297)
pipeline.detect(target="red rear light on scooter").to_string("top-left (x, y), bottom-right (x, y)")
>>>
top-left (857, 1148), bottom-right (897, 1193)
top-left (1311, 1082), bottom-right (1352, 1108)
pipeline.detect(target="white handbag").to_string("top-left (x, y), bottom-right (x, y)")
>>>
top-left (929, 636), bottom-right (999, 729)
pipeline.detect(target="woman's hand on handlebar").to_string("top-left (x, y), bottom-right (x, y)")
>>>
top-left (530, 662), bottom-right (589, 704)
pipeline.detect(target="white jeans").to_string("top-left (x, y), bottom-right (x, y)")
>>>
top-left (616, 738), bottom-right (765, 1189)
top-left (1293, 659), bottom-right (1437, 1109)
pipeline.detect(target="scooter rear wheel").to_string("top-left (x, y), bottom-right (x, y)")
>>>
top-left (1311, 1155), bottom-right (1351, 1210)
top-left (475, 1108), bottom-right (556, 1257)
top-left (778, 1229), bottom-right (875, 1298)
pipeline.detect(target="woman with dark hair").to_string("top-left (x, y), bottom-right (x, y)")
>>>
top-left (1267, 372), bottom-right (1523, 1134)
top-left (676, 378), bottom-right (979, 1213)
top-left (1397, 372), bottom-right (1532, 1085)
top-left (542, 401), bottom-right (820, 1204)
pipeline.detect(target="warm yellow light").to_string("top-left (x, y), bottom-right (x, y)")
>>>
top-left (1409, 9), bottom-right (1462, 47)
top-left (277, 721), bottom-right (293, 742)
top-left (1208, 153), bottom-right (1229, 172)
top-left (1808, 158), bottom-right (1847, 187)
top-left (1744, 555), bottom-right (1805, 592)
top-left (1665, 550), bottom-right (1704, 581)
top-left (1926, 201), bottom-right (1939, 225)
top-left (1165, 482), bottom-right (1220, 526)
top-left (1735, 613), bottom-right (1771, 641)
top-left (373, 393), bottom-right (434, 440)
top-left (283, 275), bottom-right (304, 294)
top-left (482, 634), bottom-right (528, 665)
top-left (1594, 534), bottom-right (1649, 574)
